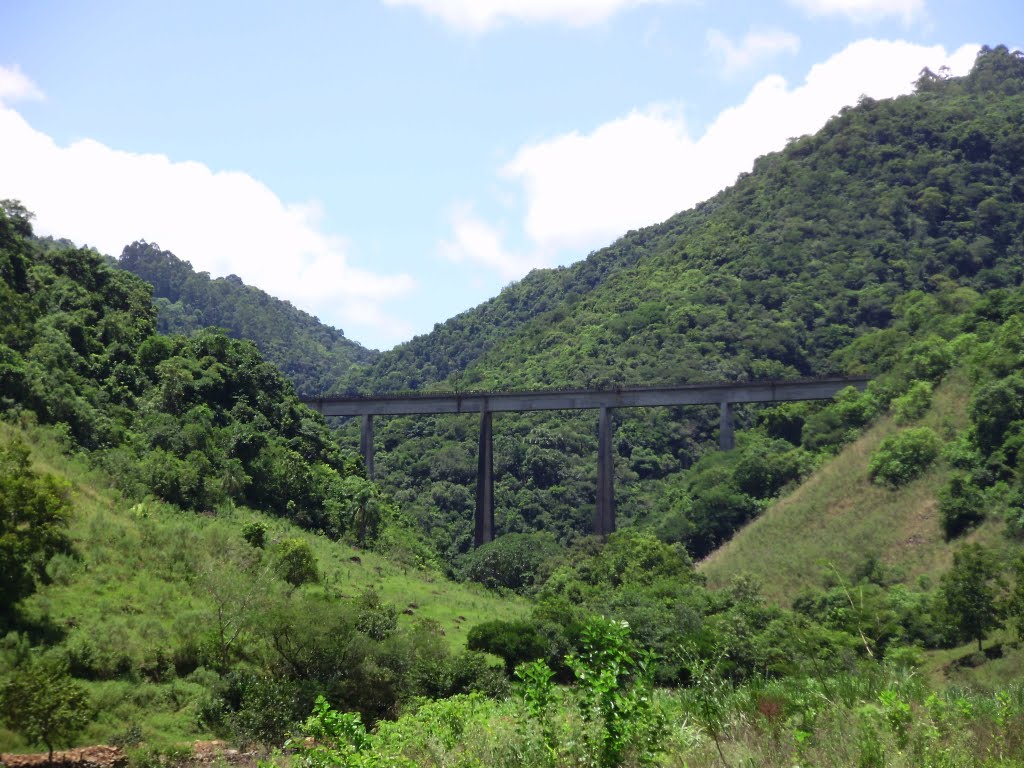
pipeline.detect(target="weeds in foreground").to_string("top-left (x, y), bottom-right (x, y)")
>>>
top-left (276, 626), bottom-right (1024, 768)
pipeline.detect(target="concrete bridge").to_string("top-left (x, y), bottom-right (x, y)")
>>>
top-left (303, 376), bottom-right (868, 547)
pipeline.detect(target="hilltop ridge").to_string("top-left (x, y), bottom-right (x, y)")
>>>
top-left (117, 240), bottom-right (378, 395)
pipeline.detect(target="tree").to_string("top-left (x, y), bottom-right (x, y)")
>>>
top-left (868, 427), bottom-right (942, 486)
top-left (938, 473), bottom-right (985, 539)
top-left (467, 620), bottom-right (547, 675)
top-left (341, 475), bottom-right (383, 547)
top-left (0, 655), bottom-right (92, 762)
top-left (1009, 556), bottom-right (1024, 641)
top-left (460, 532), bottom-right (562, 592)
top-left (199, 551), bottom-right (275, 673)
top-left (0, 199), bottom-right (35, 237)
top-left (0, 439), bottom-right (71, 623)
top-left (273, 538), bottom-right (319, 588)
top-left (940, 544), bottom-right (1006, 652)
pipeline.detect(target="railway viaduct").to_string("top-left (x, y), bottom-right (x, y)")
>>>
top-left (303, 376), bottom-right (868, 547)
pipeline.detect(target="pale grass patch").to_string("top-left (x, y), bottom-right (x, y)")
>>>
top-left (701, 372), bottom-right (975, 604)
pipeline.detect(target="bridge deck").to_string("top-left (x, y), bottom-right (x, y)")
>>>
top-left (303, 376), bottom-right (870, 546)
top-left (303, 376), bottom-right (869, 416)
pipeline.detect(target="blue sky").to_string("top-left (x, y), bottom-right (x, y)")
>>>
top-left (0, 0), bottom-right (1020, 349)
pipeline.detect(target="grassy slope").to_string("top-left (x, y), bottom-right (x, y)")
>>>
top-left (0, 421), bottom-right (527, 751)
top-left (699, 371), bottom-right (1024, 686)
top-left (699, 371), bottom-right (1001, 602)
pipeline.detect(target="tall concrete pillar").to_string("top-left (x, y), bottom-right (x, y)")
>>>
top-left (360, 414), bottom-right (375, 479)
top-left (475, 409), bottom-right (495, 547)
top-left (719, 401), bottom-right (735, 451)
top-left (595, 406), bottom-right (615, 536)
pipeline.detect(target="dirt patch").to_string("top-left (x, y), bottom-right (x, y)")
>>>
top-left (1, 743), bottom-right (263, 768)
top-left (1, 746), bottom-right (127, 768)
top-left (188, 741), bottom-right (261, 767)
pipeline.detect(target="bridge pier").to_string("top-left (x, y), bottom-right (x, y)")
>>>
top-left (306, 377), bottom-right (870, 546)
top-left (360, 414), bottom-right (375, 479)
top-left (475, 410), bottom-right (495, 546)
top-left (719, 402), bottom-right (735, 451)
top-left (595, 406), bottom-right (615, 536)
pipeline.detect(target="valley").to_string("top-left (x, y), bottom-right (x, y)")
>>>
top-left (3, 45), bottom-right (1024, 767)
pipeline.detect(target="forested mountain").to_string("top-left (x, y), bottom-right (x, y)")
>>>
top-left (352, 47), bottom-right (1024, 394)
top-left (337, 46), bottom-right (1024, 566)
top-left (0, 206), bottom-right (385, 538)
top-left (346, 231), bottom-right (654, 390)
top-left (4, 46), bottom-right (1024, 767)
top-left (118, 241), bottom-right (377, 395)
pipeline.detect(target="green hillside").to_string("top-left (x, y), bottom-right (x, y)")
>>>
top-left (700, 371), bottom-right (993, 602)
top-left (0, 204), bottom-right (534, 753)
top-left (117, 240), bottom-right (377, 395)
top-left (3, 45), bottom-right (1024, 768)
top-left (0, 420), bottom-right (526, 751)
top-left (335, 46), bottom-right (1024, 571)
top-left (352, 48), bottom-right (1024, 395)
top-left (344, 229), bottom-right (653, 391)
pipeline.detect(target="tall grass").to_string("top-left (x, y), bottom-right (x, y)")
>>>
top-left (701, 372), bottom-right (983, 604)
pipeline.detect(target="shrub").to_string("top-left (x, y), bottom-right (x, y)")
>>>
top-left (802, 387), bottom-right (881, 452)
top-left (241, 521), bottom-right (267, 548)
top-left (566, 617), bottom-right (665, 767)
top-left (467, 620), bottom-right (548, 675)
top-left (938, 474), bottom-right (986, 538)
top-left (891, 380), bottom-right (932, 424)
top-left (900, 335), bottom-right (952, 382)
top-left (733, 437), bottom-right (813, 498)
top-left (970, 374), bottom-right (1024, 454)
top-left (868, 427), bottom-right (942, 486)
top-left (459, 532), bottom-right (563, 593)
top-left (273, 538), bottom-right (319, 588)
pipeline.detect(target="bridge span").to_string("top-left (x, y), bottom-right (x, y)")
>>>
top-left (303, 376), bottom-right (868, 547)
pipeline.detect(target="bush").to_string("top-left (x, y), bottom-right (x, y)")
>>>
top-left (938, 473), bottom-right (986, 538)
top-left (868, 427), bottom-right (942, 486)
top-left (467, 620), bottom-right (548, 675)
top-left (733, 437), bottom-right (813, 498)
top-left (459, 532), bottom-right (563, 593)
top-left (970, 374), bottom-right (1024, 454)
top-left (241, 521), bottom-right (267, 548)
top-left (802, 387), bottom-right (881, 452)
top-left (891, 381), bottom-right (932, 424)
top-left (899, 336), bottom-right (952, 382)
top-left (273, 538), bottom-right (319, 588)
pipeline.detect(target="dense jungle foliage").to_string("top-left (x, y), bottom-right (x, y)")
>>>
top-left (117, 240), bottom-right (377, 395)
top-left (0, 203), bottom-right (390, 541)
top-left (3, 44), bottom-right (1024, 768)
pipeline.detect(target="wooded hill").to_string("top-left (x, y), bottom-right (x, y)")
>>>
top-left (3, 46), bottom-right (1024, 765)
top-left (117, 240), bottom-right (377, 395)
top-left (329, 45), bottom-right (1024, 572)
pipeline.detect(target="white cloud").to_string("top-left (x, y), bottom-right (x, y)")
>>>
top-left (440, 204), bottom-right (548, 279)
top-left (0, 65), bottom-right (44, 103)
top-left (381, 0), bottom-right (674, 33)
top-left (0, 67), bottom-right (414, 349)
top-left (788, 0), bottom-right (924, 23)
top-left (707, 28), bottom-right (801, 76)
top-left (482, 39), bottom-right (978, 262)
